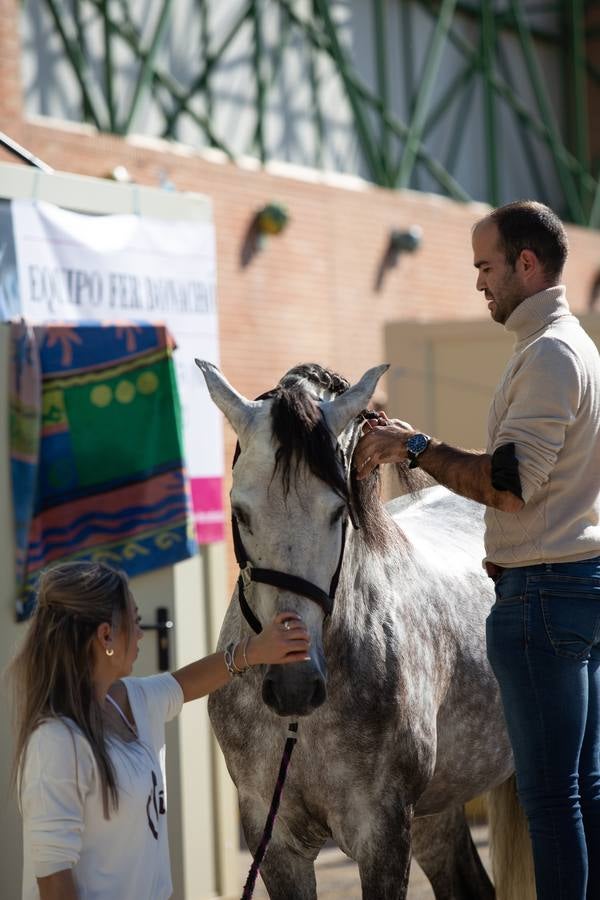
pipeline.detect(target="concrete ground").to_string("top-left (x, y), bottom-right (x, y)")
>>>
top-left (241, 825), bottom-right (491, 898)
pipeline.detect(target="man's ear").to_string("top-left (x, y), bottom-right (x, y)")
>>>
top-left (519, 248), bottom-right (538, 277)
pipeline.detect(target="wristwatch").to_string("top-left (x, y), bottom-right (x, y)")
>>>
top-left (406, 433), bottom-right (431, 468)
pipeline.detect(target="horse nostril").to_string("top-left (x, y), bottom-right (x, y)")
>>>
top-left (262, 670), bottom-right (327, 715)
top-left (310, 677), bottom-right (327, 709)
top-left (262, 676), bottom-right (279, 711)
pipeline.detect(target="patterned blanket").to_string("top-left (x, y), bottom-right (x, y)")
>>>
top-left (10, 321), bottom-right (197, 620)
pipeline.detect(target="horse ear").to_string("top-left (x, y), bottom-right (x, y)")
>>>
top-left (321, 364), bottom-right (389, 437)
top-left (195, 359), bottom-right (261, 436)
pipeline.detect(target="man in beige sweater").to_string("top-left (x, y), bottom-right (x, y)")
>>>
top-left (354, 201), bottom-right (600, 900)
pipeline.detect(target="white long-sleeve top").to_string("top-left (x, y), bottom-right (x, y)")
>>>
top-left (21, 672), bottom-right (184, 900)
top-left (485, 285), bottom-right (600, 566)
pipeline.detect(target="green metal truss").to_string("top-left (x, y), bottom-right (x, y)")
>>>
top-left (25, 0), bottom-right (600, 226)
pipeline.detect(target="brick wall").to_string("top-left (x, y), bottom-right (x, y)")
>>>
top-left (1, 1), bottom-right (599, 586)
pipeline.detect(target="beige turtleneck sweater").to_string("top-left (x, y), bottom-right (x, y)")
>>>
top-left (485, 285), bottom-right (600, 566)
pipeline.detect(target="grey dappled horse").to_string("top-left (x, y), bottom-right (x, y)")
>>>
top-left (197, 360), bottom-right (535, 900)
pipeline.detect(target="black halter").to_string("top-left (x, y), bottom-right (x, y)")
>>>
top-left (230, 391), bottom-right (357, 634)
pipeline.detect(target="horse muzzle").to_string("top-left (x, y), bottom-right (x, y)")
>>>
top-left (262, 655), bottom-right (327, 717)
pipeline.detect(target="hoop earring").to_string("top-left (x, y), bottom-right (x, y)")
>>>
top-left (105, 648), bottom-right (114, 657)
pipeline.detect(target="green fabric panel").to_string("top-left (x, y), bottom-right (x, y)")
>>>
top-left (10, 400), bottom-right (41, 458)
top-left (62, 356), bottom-right (183, 487)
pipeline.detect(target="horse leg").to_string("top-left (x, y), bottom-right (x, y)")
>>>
top-left (253, 847), bottom-right (317, 900)
top-left (239, 796), bottom-right (321, 900)
top-left (352, 806), bottom-right (412, 900)
top-left (411, 806), bottom-right (494, 900)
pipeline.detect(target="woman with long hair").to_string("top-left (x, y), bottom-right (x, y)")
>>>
top-left (9, 560), bottom-right (309, 900)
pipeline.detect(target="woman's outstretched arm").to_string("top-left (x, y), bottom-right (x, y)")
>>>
top-left (172, 612), bottom-right (310, 703)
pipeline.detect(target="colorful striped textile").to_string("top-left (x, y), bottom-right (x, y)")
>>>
top-left (10, 321), bottom-right (197, 620)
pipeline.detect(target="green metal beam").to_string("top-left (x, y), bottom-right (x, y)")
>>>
top-left (495, 40), bottom-right (548, 201)
top-left (481, 0), bottom-right (499, 206)
top-left (509, 0), bottom-right (584, 222)
top-left (121, 0), bottom-right (174, 134)
top-left (280, 0), bottom-right (471, 200)
top-left (102, 0), bottom-right (116, 131)
top-left (162, 3), bottom-right (254, 138)
top-left (309, 0), bottom-right (325, 168)
top-left (589, 169), bottom-right (600, 229)
top-left (73, 0), bottom-right (93, 123)
top-left (396, 0), bottom-right (458, 189)
top-left (566, 0), bottom-right (590, 206)
top-left (251, 0), bottom-right (266, 163)
top-left (444, 76), bottom-right (476, 177)
top-left (250, 3), bottom-right (292, 157)
top-left (421, 60), bottom-right (477, 145)
top-left (312, 0), bottom-right (388, 185)
top-left (199, 0), bottom-right (213, 129)
top-left (413, 0), bottom-right (596, 194)
top-left (90, 0), bottom-right (233, 155)
top-left (44, 0), bottom-right (109, 130)
top-left (373, 0), bottom-right (391, 182)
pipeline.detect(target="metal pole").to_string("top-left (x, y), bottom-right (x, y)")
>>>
top-left (121, 0), bottom-right (174, 134)
top-left (162, 2), bottom-right (254, 137)
top-left (200, 0), bottom-right (213, 129)
top-left (309, 0), bottom-right (325, 169)
top-left (481, 0), bottom-right (499, 206)
top-left (396, 0), bottom-right (458, 189)
top-left (509, 0), bottom-right (584, 223)
top-left (0, 132), bottom-right (54, 172)
top-left (566, 0), bottom-right (590, 209)
top-left (313, 0), bottom-right (388, 185)
top-left (373, 0), bottom-right (391, 184)
top-left (44, 0), bottom-right (108, 130)
top-left (251, 0), bottom-right (266, 163)
top-left (102, 0), bottom-right (116, 131)
top-left (279, 0), bottom-right (471, 199)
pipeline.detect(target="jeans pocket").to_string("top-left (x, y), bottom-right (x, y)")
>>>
top-left (494, 570), bottom-right (526, 607)
top-left (539, 590), bottom-right (599, 660)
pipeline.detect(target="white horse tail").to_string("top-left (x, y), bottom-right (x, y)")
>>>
top-left (488, 775), bottom-right (536, 900)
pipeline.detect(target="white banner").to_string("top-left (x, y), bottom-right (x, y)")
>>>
top-left (3, 198), bottom-right (224, 542)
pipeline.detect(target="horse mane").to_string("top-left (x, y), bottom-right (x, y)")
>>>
top-left (269, 363), bottom-right (420, 550)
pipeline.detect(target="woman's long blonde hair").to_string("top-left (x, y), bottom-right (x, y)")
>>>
top-left (9, 561), bottom-right (133, 818)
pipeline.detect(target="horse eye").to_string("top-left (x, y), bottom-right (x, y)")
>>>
top-left (330, 506), bottom-right (346, 526)
top-left (233, 507), bottom-right (252, 530)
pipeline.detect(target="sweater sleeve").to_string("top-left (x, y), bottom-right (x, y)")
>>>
top-left (21, 720), bottom-right (95, 879)
top-left (493, 338), bottom-right (582, 503)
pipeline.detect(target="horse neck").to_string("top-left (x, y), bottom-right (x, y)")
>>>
top-left (333, 519), bottom-right (415, 629)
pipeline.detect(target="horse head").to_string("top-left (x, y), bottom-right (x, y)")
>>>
top-left (196, 360), bottom-right (388, 717)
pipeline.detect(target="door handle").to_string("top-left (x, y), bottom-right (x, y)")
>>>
top-left (141, 607), bottom-right (174, 671)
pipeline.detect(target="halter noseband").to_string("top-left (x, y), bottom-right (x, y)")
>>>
top-left (230, 390), bottom-right (359, 634)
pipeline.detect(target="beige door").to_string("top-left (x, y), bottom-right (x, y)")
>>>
top-left (385, 315), bottom-right (600, 449)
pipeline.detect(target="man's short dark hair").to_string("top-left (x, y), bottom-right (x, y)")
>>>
top-left (483, 200), bottom-right (568, 280)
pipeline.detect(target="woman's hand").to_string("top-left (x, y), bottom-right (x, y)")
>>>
top-left (245, 612), bottom-right (310, 666)
top-left (173, 613), bottom-right (311, 702)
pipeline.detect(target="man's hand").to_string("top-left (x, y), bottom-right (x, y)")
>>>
top-left (352, 412), bottom-right (524, 512)
top-left (353, 413), bottom-right (416, 479)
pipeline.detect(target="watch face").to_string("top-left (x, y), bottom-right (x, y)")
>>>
top-left (407, 433), bottom-right (429, 455)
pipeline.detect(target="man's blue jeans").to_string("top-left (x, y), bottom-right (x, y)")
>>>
top-left (486, 558), bottom-right (600, 900)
